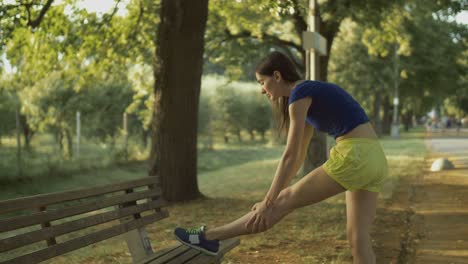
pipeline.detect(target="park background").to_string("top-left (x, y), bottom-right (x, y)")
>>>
top-left (0, 0), bottom-right (467, 263)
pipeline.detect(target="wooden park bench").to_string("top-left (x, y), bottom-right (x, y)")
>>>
top-left (0, 177), bottom-right (239, 264)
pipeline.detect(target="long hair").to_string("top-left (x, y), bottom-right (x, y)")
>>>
top-left (255, 51), bottom-right (301, 138)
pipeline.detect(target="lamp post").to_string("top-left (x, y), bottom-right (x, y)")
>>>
top-left (301, 0), bottom-right (329, 173)
top-left (391, 43), bottom-right (400, 138)
top-left (76, 111), bottom-right (80, 159)
top-left (303, 0), bottom-right (327, 79)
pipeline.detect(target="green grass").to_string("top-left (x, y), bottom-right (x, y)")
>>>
top-left (0, 128), bottom-right (428, 263)
top-left (0, 133), bottom-right (147, 182)
top-left (198, 144), bottom-right (283, 172)
top-left (377, 131), bottom-right (428, 199)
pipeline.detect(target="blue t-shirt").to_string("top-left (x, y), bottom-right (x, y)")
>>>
top-left (288, 80), bottom-right (369, 139)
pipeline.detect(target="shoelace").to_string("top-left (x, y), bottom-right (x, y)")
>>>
top-left (187, 227), bottom-right (202, 235)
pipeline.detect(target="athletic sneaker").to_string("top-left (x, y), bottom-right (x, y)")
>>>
top-left (174, 225), bottom-right (220, 256)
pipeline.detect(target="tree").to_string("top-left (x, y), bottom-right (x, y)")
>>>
top-left (206, 0), bottom-right (405, 171)
top-left (245, 92), bottom-right (271, 141)
top-left (0, 84), bottom-right (17, 145)
top-left (0, 0), bottom-right (55, 50)
top-left (329, 0), bottom-right (467, 134)
top-left (361, 0), bottom-right (466, 128)
top-left (329, 20), bottom-right (394, 136)
top-left (399, 1), bottom-right (467, 120)
top-left (198, 93), bottom-right (214, 150)
top-left (149, 0), bottom-right (209, 202)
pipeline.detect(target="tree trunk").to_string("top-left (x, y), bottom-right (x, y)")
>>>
top-left (372, 91), bottom-right (383, 136)
top-left (382, 95), bottom-right (391, 135)
top-left (65, 128), bottom-right (73, 159)
top-left (207, 132), bottom-right (214, 150)
top-left (58, 130), bottom-right (64, 153)
top-left (403, 109), bottom-right (413, 132)
top-left (149, 0), bottom-right (208, 202)
top-left (303, 132), bottom-right (328, 173)
top-left (142, 129), bottom-right (148, 148)
top-left (20, 116), bottom-right (33, 152)
top-left (16, 106), bottom-right (22, 177)
top-left (109, 136), bottom-right (116, 151)
top-left (236, 129), bottom-right (242, 143)
top-left (249, 130), bottom-right (255, 141)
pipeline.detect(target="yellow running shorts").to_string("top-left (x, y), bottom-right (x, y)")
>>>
top-left (323, 138), bottom-right (388, 192)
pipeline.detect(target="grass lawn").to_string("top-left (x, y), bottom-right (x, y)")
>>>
top-left (0, 129), bottom-right (428, 263)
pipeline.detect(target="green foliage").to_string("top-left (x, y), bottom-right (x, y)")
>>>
top-left (244, 92), bottom-right (271, 139)
top-left (362, 7), bottom-right (412, 58)
top-left (1, 0), bottom-right (158, 155)
top-left (199, 76), bottom-right (272, 143)
top-left (126, 64), bottom-right (154, 131)
top-left (206, 0), bottom-right (305, 80)
top-left (18, 71), bottom-right (77, 131)
top-left (330, 1), bottom-right (466, 120)
top-left (329, 20), bottom-right (392, 106)
top-left (212, 85), bottom-right (248, 139)
top-left (198, 93), bottom-right (213, 135)
top-left (399, 1), bottom-right (466, 114)
top-left (205, 0), bottom-right (407, 81)
top-left (0, 83), bottom-right (17, 136)
top-left (78, 80), bottom-right (134, 141)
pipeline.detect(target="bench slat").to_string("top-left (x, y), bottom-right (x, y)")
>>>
top-left (0, 211), bottom-right (168, 264)
top-left (0, 188), bottom-right (162, 233)
top-left (183, 238), bottom-right (240, 264)
top-left (165, 248), bottom-right (201, 264)
top-left (179, 238), bottom-right (240, 264)
top-left (0, 200), bottom-right (167, 253)
top-left (146, 245), bottom-right (193, 264)
top-left (142, 238), bottom-right (240, 264)
top-left (218, 238), bottom-right (240, 256)
top-left (185, 254), bottom-right (219, 264)
top-left (136, 245), bottom-right (181, 264)
top-left (0, 177), bottom-right (159, 214)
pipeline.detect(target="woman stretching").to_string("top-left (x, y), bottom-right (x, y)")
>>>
top-left (174, 51), bottom-right (388, 264)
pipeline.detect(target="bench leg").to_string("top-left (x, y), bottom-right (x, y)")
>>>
top-left (123, 227), bottom-right (154, 263)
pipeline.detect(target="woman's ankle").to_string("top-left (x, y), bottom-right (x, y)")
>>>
top-left (204, 228), bottom-right (218, 240)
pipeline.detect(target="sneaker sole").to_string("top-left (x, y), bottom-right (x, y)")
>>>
top-left (174, 234), bottom-right (219, 256)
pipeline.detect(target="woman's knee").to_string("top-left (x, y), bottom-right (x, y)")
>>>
top-left (258, 188), bottom-right (294, 231)
top-left (246, 190), bottom-right (294, 235)
top-left (275, 187), bottom-right (295, 213)
top-left (277, 187), bottom-right (293, 200)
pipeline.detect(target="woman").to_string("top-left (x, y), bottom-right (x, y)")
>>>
top-left (174, 51), bottom-right (388, 264)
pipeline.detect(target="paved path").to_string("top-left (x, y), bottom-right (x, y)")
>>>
top-left (408, 138), bottom-right (468, 263)
top-left (373, 136), bottom-right (468, 264)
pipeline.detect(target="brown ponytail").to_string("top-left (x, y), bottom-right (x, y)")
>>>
top-left (255, 51), bottom-right (301, 138)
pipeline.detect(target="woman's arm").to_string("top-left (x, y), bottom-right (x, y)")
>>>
top-left (264, 97), bottom-right (312, 205)
top-left (280, 124), bottom-right (314, 190)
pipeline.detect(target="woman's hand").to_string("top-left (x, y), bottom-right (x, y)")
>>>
top-left (246, 199), bottom-right (274, 233)
top-left (251, 202), bottom-right (262, 212)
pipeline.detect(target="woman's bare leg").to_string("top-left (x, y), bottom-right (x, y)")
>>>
top-left (346, 190), bottom-right (378, 264)
top-left (205, 166), bottom-right (346, 240)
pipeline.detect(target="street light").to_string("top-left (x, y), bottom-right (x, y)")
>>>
top-left (391, 43), bottom-right (400, 138)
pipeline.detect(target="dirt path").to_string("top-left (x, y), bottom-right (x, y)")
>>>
top-left (374, 136), bottom-right (468, 263)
